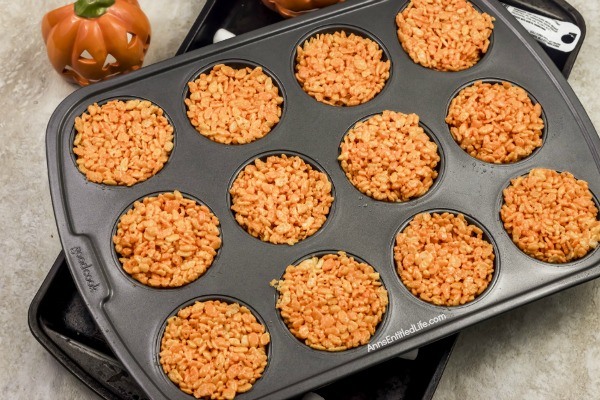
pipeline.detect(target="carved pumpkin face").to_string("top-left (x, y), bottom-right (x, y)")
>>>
top-left (261, 0), bottom-right (345, 18)
top-left (42, 0), bottom-right (151, 86)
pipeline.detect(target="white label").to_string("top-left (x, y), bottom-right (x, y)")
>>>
top-left (503, 3), bottom-right (581, 52)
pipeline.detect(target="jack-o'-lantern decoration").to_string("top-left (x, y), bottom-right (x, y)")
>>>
top-left (261, 0), bottom-right (345, 18)
top-left (42, 0), bottom-right (151, 86)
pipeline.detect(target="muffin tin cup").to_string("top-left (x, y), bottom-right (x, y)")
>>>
top-left (182, 59), bottom-right (287, 145)
top-left (292, 24), bottom-right (394, 106)
top-left (394, 0), bottom-right (496, 73)
top-left (69, 96), bottom-right (177, 187)
top-left (496, 168), bottom-right (600, 267)
top-left (154, 295), bottom-right (272, 398)
top-left (110, 190), bottom-right (223, 290)
top-left (338, 111), bottom-right (445, 203)
top-left (46, 0), bottom-right (600, 399)
top-left (444, 78), bottom-right (548, 165)
top-left (227, 150), bottom-right (336, 245)
top-left (272, 250), bottom-right (392, 354)
top-left (390, 208), bottom-right (500, 310)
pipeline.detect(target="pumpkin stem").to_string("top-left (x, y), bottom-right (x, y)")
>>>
top-left (74, 0), bottom-right (116, 18)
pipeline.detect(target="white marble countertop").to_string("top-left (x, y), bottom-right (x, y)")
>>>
top-left (0, 0), bottom-right (598, 399)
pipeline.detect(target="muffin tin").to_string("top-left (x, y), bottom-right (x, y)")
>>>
top-left (45, 0), bottom-right (600, 399)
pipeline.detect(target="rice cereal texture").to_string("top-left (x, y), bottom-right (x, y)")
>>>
top-left (396, 0), bottom-right (494, 71)
top-left (160, 300), bottom-right (270, 399)
top-left (73, 99), bottom-right (174, 186)
top-left (185, 64), bottom-right (283, 144)
top-left (446, 81), bottom-right (544, 163)
top-left (230, 154), bottom-right (333, 245)
top-left (339, 110), bottom-right (440, 202)
top-left (295, 31), bottom-right (390, 106)
top-left (113, 191), bottom-right (221, 287)
top-left (271, 252), bottom-right (389, 351)
top-left (501, 168), bottom-right (600, 263)
top-left (394, 212), bottom-right (495, 306)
